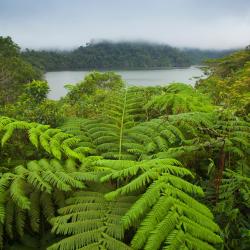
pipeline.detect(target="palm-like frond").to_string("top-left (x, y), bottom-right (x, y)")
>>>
top-left (0, 116), bottom-right (86, 160)
top-left (145, 83), bottom-right (215, 116)
top-left (99, 158), bottom-right (223, 249)
top-left (0, 158), bottom-right (95, 245)
top-left (61, 88), bottom-right (145, 160)
top-left (48, 190), bottom-right (134, 250)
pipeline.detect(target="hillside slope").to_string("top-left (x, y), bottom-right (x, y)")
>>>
top-left (22, 42), bottom-right (191, 71)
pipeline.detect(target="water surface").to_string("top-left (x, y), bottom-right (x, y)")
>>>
top-left (45, 66), bottom-right (205, 99)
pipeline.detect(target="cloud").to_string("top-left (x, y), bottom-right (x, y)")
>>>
top-left (0, 0), bottom-right (249, 49)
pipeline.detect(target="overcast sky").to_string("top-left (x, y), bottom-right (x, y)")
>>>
top-left (0, 0), bottom-right (250, 50)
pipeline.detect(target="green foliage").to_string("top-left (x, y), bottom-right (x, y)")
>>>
top-left (197, 49), bottom-right (250, 114)
top-left (3, 81), bottom-right (63, 126)
top-left (0, 110), bottom-right (225, 249)
top-left (62, 71), bottom-right (124, 118)
top-left (98, 158), bottom-right (222, 249)
top-left (0, 37), bottom-right (58, 126)
top-left (49, 191), bottom-right (133, 250)
top-left (0, 37), bottom-right (57, 127)
top-left (65, 71), bottom-right (124, 98)
top-left (0, 40), bottom-right (249, 250)
top-left (29, 99), bottom-right (63, 126)
top-left (0, 36), bottom-right (20, 57)
top-left (145, 83), bottom-right (215, 116)
top-left (0, 116), bottom-right (87, 163)
top-left (59, 93), bottom-right (249, 249)
top-left (0, 36), bottom-right (42, 105)
top-left (61, 110), bottom-right (216, 163)
top-left (0, 158), bottom-right (95, 247)
top-left (214, 169), bottom-right (250, 250)
top-left (62, 87), bottom-right (146, 160)
top-left (22, 80), bottom-right (50, 103)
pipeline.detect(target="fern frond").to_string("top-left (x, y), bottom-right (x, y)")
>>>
top-left (100, 158), bottom-right (222, 249)
top-left (0, 158), bottom-right (90, 245)
top-left (0, 116), bottom-right (83, 160)
top-left (49, 191), bottom-right (133, 250)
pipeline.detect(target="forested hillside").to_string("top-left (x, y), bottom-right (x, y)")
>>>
top-left (22, 41), bottom-right (233, 71)
top-left (22, 41), bottom-right (191, 71)
top-left (183, 48), bottom-right (235, 65)
top-left (0, 36), bottom-right (249, 250)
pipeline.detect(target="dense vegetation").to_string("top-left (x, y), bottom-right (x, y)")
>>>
top-left (0, 37), bottom-right (62, 127)
top-left (0, 36), bottom-right (249, 250)
top-left (0, 37), bottom-right (42, 105)
top-left (22, 41), bottom-right (233, 71)
top-left (196, 49), bottom-right (250, 115)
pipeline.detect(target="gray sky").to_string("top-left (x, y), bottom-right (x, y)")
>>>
top-left (0, 0), bottom-right (250, 50)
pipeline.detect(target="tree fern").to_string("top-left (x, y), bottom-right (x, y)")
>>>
top-left (0, 116), bottom-right (87, 161)
top-left (98, 158), bottom-right (223, 249)
top-left (48, 190), bottom-right (134, 250)
top-left (60, 111), bottom-right (216, 163)
top-left (145, 83), bottom-right (215, 116)
top-left (61, 88), bottom-right (145, 160)
top-left (209, 110), bottom-right (250, 195)
top-left (0, 158), bottom-right (96, 247)
top-left (208, 168), bottom-right (250, 250)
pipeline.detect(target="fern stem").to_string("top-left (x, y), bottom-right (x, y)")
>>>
top-left (215, 139), bottom-right (226, 202)
top-left (118, 89), bottom-right (127, 160)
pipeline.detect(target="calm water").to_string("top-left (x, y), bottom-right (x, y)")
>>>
top-left (45, 66), bottom-right (205, 99)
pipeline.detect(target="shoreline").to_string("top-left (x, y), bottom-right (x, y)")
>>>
top-left (45, 65), bottom-right (205, 73)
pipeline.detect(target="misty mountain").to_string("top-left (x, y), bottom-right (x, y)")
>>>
top-left (22, 41), bottom-right (235, 71)
top-left (182, 48), bottom-right (236, 64)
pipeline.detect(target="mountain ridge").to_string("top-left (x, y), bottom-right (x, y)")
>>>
top-left (22, 41), bottom-right (236, 71)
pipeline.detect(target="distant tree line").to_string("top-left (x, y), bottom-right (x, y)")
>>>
top-left (183, 48), bottom-right (236, 65)
top-left (21, 41), bottom-right (234, 71)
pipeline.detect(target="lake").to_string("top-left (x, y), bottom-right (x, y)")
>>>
top-left (45, 66), bottom-right (205, 99)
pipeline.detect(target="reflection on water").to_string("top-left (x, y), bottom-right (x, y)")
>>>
top-left (45, 66), bottom-right (205, 99)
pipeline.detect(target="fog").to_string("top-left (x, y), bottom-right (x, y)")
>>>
top-left (0, 0), bottom-right (249, 49)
